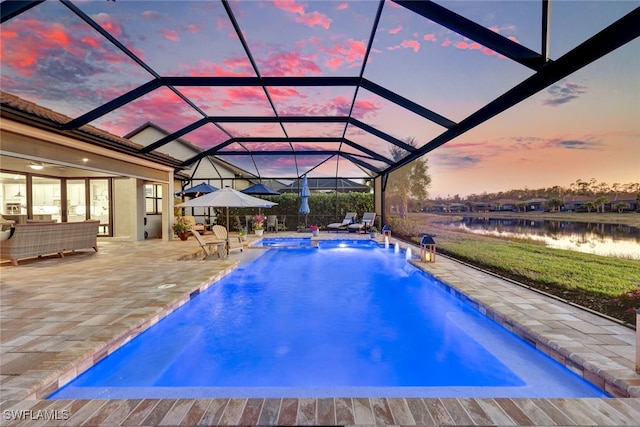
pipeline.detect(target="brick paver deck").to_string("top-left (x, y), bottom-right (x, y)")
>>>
top-left (1, 233), bottom-right (639, 425)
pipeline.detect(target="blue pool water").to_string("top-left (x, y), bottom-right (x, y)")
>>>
top-left (50, 241), bottom-right (607, 399)
top-left (251, 237), bottom-right (315, 247)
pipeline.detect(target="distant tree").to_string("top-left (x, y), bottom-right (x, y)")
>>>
top-left (386, 137), bottom-right (431, 219)
top-left (547, 198), bottom-right (563, 212)
top-left (583, 201), bottom-right (596, 213)
top-left (613, 202), bottom-right (627, 213)
top-left (594, 196), bottom-right (609, 213)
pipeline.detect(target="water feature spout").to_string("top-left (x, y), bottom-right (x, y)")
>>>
top-left (394, 242), bottom-right (399, 254)
top-left (405, 247), bottom-right (412, 260)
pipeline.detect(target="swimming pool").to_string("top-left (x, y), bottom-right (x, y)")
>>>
top-left (50, 241), bottom-right (607, 399)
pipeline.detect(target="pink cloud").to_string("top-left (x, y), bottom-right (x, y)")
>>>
top-left (423, 33), bottom-right (436, 42)
top-left (454, 40), bottom-right (500, 57)
top-left (258, 50), bottom-right (322, 76)
top-left (268, 87), bottom-right (305, 102)
top-left (322, 39), bottom-right (366, 70)
top-left (389, 24), bottom-right (403, 35)
top-left (441, 39), bottom-right (451, 47)
top-left (185, 24), bottom-right (200, 34)
top-left (160, 29), bottom-right (179, 42)
top-left (222, 87), bottom-right (268, 107)
top-left (272, 0), bottom-right (332, 29)
top-left (179, 57), bottom-right (253, 77)
top-left (337, 3), bottom-right (349, 10)
top-left (91, 13), bottom-right (123, 37)
top-left (1, 17), bottom-right (127, 77)
top-left (272, 0), bottom-right (305, 15)
top-left (296, 11), bottom-right (332, 29)
top-left (389, 39), bottom-right (420, 53)
top-left (141, 10), bottom-right (162, 20)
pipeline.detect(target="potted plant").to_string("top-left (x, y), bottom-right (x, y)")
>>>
top-left (238, 227), bottom-right (248, 241)
top-left (309, 224), bottom-right (319, 236)
top-left (253, 214), bottom-right (264, 236)
top-left (369, 226), bottom-right (378, 238)
top-left (173, 216), bottom-right (192, 240)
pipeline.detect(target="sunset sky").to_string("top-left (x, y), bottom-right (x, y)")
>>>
top-left (1, 0), bottom-right (638, 197)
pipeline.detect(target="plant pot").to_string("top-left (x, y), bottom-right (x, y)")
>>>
top-left (255, 229), bottom-right (264, 237)
top-left (312, 230), bottom-right (318, 236)
top-left (370, 232), bottom-right (376, 238)
top-left (178, 232), bottom-right (189, 241)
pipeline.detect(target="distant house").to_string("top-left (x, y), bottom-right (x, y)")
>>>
top-left (449, 203), bottom-right (468, 212)
top-left (471, 202), bottom-right (492, 212)
top-left (280, 178), bottom-right (370, 193)
top-left (429, 204), bottom-right (448, 213)
top-left (495, 199), bottom-right (519, 212)
top-left (563, 195), bottom-right (594, 212)
top-left (525, 198), bottom-right (547, 212)
top-left (605, 192), bottom-right (639, 212)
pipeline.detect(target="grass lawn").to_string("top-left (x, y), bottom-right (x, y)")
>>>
top-left (401, 212), bottom-right (640, 326)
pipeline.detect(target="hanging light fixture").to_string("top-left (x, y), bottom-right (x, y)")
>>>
top-left (28, 162), bottom-right (44, 170)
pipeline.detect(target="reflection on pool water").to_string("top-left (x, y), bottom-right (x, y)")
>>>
top-left (50, 241), bottom-right (608, 399)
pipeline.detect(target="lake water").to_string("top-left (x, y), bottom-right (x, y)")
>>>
top-left (440, 217), bottom-right (640, 259)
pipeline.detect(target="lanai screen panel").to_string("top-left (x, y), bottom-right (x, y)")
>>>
top-left (180, 86), bottom-right (274, 117)
top-left (364, 0), bottom-right (536, 122)
top-left (269, 86), bottom-right (358, 116)
top-left (90, 87), bottom-right (204, 137)
top-left (176, 123), bottom-right (231, 151)
top-left (548, 1), bottom-right (639, 58)
top-left (72, 1), bottom-right (252, 77)
top-left (0, 1), bottom-right (152, 119)
top-left (228, 0), bottom-right (379, 77)
top-left (352, 88), bottom-right (447, 145)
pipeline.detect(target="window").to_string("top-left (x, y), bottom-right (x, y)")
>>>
top-left (145, 184), bottom-right (163, 214)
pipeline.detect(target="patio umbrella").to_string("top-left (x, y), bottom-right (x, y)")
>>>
top-left (175, 182), bottom-right (219, 197)
top-left (177, 187), bottom-right (277, 239)
top-left (299, 175), bottom-right (311, 227)
top-left (241, 183), bottom-right (280, 196)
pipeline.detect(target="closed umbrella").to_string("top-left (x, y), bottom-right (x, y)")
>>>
top-left (177, 187), bottom-right (277, 247)
top-left (299, 175), bottom-right (310, 228)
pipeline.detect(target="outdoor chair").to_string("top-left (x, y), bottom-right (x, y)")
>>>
top-left (348, 212), bottom-right (376, 233)
top-left (212, 225), bottom-right (244, 254)
top-left (184, 216), bottom-right (205, 234)
top-left (278, 215), bottom-right (287, 231)
top-left (327, 212), bottom-right (357, 233)
top-left (266, 215), bottom-right (278, 233)
top-left (190, 230), bottom-right (225, 259)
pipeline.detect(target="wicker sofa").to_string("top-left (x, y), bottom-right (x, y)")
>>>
top-left (0, 220), bottom-right (100, 266)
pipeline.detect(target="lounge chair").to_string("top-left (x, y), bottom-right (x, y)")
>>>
top-left (348, 212), bottom-right (376, 233)
top-left (211, 225), bottom-right (244, 254)
top-left (327, 212), bottom-right (357, 233)
top-left (190, 230), bottom-right (225, 259)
